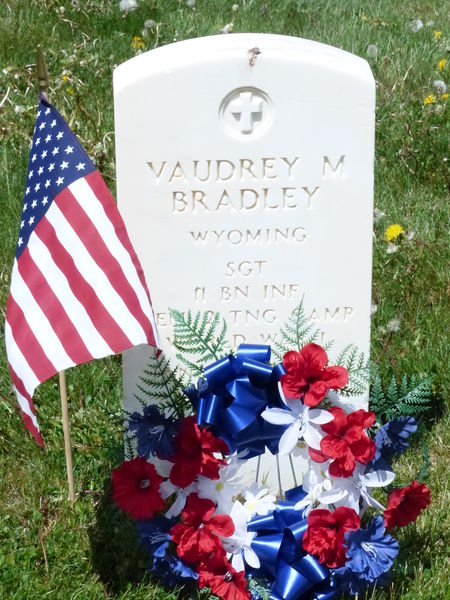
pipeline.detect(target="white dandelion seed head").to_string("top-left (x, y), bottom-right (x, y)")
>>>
top-left (120, 0), bottom-right (138, 13)
top-left (433, 80), bottom-right (447, 94)
top-left (410, 19), bottom-right (423, 32)
top-left (387, 317), bottom-right (401, 332)
top-left (367, 44), bottom-right (378, 59)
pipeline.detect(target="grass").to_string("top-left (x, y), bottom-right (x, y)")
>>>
top-left (0, 1), bottom-right (449, 599)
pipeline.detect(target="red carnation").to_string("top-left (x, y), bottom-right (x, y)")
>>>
top-left (112, 456), bottom-right (165, 519)
top-left (319, 407), bottom-right (376, 477)
top-left (198, 555), bottom-right (250, 600)
top-left (281, 344), bottom-right (348, 407)
top-left (170, 416), bottom-right (229, 487)
top-left (384, 480), bottom-right (431, 530)
top-left (302, 507), bottom-right (360, 568)
top-left (170, 493), bottom-right (234, 564)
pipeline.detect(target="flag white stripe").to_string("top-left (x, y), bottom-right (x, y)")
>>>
top-left (69, 178), bottom-right (158, 339)
top-left (13, 385), bottom-right (40, 430)
top-left (27, 232), bottom-right (113, 359)
top-left (45, 203), bottom-right (149, 345)
top-left (4, 320), bottom-right (40, 395)
top-left (9, 263), bottom-right (75, 371)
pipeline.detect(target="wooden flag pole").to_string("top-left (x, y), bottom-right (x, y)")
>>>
top-left (36, 45), bottom-right (76, 506)
top-left (59, 371), bottom-right (76, 505)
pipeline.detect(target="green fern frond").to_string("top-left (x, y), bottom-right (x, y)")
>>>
top-left (369, 373), bottom-right (434, 422)
top-left (133, 348), bottom-right (190, 418)
top-left (272, 298), bottom-right (330, 360)
top-left (337, 344), bottom-right (370, 397)
top-left (124, 433), bottom-right (136, 460)
top-left (170, 308), bottom-right (229, 374)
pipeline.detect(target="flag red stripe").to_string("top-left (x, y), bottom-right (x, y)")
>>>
top-left (34, 217), bottom-right (133, 354)
top-left (8, 364), bottom-right (37, 418)
top-left (18, 247), bottom-right (94, 365)
top-left (21, 411), bottom-right (45, 448)
top-left (86, 171), bottom-right (156, 339)
top-left (10, 362), bottom-right (44, 448)
top-left (55, 186), bottom-right (154, 339)
top-left (6, 295), bottom-right (57, 383)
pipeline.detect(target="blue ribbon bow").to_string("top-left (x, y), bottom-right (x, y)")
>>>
top-left (249, 487), bottom-right (340, 600)
top-left (185, 344), bottom-right (286, 457)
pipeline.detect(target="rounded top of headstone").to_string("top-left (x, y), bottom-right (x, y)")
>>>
top-left (114, 33), bottom-right (374, 94)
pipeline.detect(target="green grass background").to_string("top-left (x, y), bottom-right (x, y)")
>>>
top-left (0, 1), bottom-right (448, 599)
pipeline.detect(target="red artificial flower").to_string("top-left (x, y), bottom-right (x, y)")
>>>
top-left (319, 407), bottom-right (376, 477)
top-left (170, 493), bottom-right (234, 564)
top-left (281, 344), bottom-right (348, 407)
top-left (384, 480), bottom-right (431, 530)
top-left (112, 456), bottom-right (165, 519)
top-left (170, 416), bottom-right (229, 487)
top-left (302, 507), bottom-right (360, 568)
top-left (198, 555), bottom-right (250, 600)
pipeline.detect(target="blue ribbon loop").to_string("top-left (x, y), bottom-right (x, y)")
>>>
top-left (186, 344), bottom-right (287, 456)
top-left (249, 490), bottom-right (331, 600)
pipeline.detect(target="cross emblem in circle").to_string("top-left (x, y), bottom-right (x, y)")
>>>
top-left (229, 91), bottom-right (263, 134)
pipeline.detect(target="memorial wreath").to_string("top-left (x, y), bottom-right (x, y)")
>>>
top-left (111, 304), bottom-right (431, 600)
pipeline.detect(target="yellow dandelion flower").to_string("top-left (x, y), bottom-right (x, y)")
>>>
top-left (433, 31), bottom-right (443, 39)
top-left (61, 74), bottom-right (70, 82)
top-left (66, 87), bottom-right (74, 95)
top-left (438, 58), bottom-right (447, 71)
top-left (131, 35), bottom-right (145, 50)
top-left (424, 94), bottom-right (436, 105)
top-left (440, 92), bottom-right (449, 101)
top-left (385, 224), bottom-right (404, 242)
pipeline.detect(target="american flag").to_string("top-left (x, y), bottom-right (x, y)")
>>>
top-left (5, 97), bottom-right (158, 447)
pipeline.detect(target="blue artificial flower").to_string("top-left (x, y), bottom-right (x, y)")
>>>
top-left (128, 405), bottom-right (180, 459)
top-left (153, 553), bottom-right (198, 587)
top-left (136, 516), bottom-right (174, 559)
top-left (136, 516), bottom-right (198, 588)
top-left (336, 516), bottom-right (399, 596)
top-left (368, 416), bottom-right (417, 471)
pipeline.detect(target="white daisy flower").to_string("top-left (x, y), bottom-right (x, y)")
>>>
top-left (243, 484), bottom-right (276, 520)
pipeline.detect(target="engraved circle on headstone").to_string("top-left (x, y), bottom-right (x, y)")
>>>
top-left (219, 87), bottom-right (272, 138)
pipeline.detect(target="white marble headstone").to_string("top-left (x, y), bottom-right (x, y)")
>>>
top-left (114, 34), bottom-right (375, 491)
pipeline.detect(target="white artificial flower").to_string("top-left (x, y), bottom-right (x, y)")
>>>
top-left (159, 481), bottom-right (196, 518)
top-left (243, 484), bottom-right (276, 520)
top-left (221, 501), bottom-right (260, 572)
top-left (294, 467), bottom-right (333, 516)
top-left (367, 44), bottom-right (378, 59)
top-left (261, 383), bottom-right (334, 455)
top-left (319, 463), bottom-right (394, 512)
top-left (433, 79), bottom-right (447, 94)
top-left (410, 19), bottom-right (423, 32)
top-left (197, 459), bottom-right (241, 514)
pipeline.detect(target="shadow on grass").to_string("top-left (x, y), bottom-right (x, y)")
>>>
top-left (88, 476), bottom-right (151, 595)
